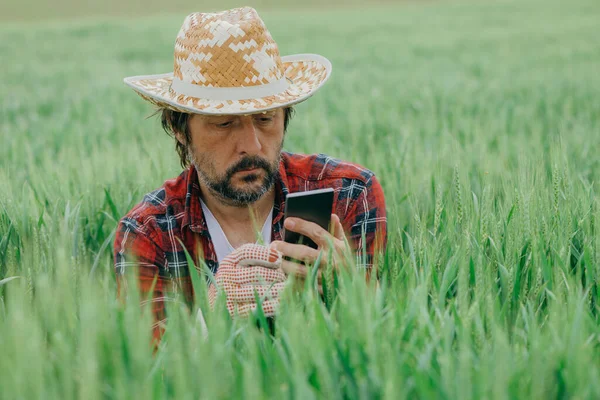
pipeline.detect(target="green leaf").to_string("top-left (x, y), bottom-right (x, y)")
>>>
top-left (513, 241), bottom-right (531, 307)
top-left (439, 256), bottom-right (458, 308)
top-left (0, 276), bottom-right (20, 287)
top-left (176, 238), bottom-right (204, 310)
top-left (0, 222), bottom-right (13, 265)
top-left (104, 187), bottom-right (120, 222)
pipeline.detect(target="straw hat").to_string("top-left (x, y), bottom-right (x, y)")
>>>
top-left (123, 7), bottom-right (332, 115)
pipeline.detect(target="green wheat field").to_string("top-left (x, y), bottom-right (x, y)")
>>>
top-left (1, 0), bottom-right (600, 398)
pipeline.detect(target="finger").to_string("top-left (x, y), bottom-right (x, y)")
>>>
top-left (331, 214), bottom-right (346, 241)
top-left (284, 217), bottom-right (332, 248)
top-left (281, 258), bottom-right (309, 279)
top-left (229, 281), bottom-right (286, 303)
top-left (232, 265), bottom-right (286, 286)
top-left (235, 299), bottom-right (280, 318)
top-left (227, 243), bottom-right (282, 268)
top-left (281, 259), bottom-right (323, 283)
top-left (270, 240), bottom-right (320, 263)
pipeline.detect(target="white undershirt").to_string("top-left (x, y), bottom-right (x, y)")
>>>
top-left (200, 198), bottom-right (273, 263)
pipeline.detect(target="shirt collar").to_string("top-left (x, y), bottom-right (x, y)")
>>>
top-left (183, 155), bottom-right (290, 236)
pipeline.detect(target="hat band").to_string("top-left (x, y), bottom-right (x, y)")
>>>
top-left (170, 77), bottom-right (289, 101)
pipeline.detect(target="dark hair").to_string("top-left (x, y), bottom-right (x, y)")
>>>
top-left (159, 107), bottom-right (295, 169)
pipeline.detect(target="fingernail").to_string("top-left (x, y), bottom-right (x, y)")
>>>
top-left (285, 219), bottom-right (295, 229)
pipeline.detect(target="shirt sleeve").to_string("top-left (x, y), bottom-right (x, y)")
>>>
top-left (340, 174), bottom-right (388, 273)
top-left (113, 217), bottom-right (170, 345)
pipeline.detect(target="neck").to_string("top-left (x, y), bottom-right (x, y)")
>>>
top-left (198, 179), bottom-right (276, 231)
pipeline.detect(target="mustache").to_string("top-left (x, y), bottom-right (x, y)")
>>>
top-left (227, 156), bottom-right (273, 176)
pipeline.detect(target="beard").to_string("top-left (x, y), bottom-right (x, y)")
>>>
top-left (188, 147), bottom-right (282, 207)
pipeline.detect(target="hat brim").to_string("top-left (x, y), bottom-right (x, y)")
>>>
top-left (123, 54), bottom-right (331, 115)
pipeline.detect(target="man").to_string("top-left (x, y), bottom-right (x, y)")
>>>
top-left (114, 7), bottom-right (387, 342)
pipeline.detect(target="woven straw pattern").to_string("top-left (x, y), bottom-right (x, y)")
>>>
top-left (131, 58), bottom-right (328, 114)
top-left (174, 7), bottom-right (283, 87)
top-left (123, 7), bottom-right (331, 115)
top-left (208, 243), bottom-right (286, 317)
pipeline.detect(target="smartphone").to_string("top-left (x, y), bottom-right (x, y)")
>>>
top-left (283, 187), bottom-right (335, 249)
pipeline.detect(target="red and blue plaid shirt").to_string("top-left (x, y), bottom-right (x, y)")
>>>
top-left (114, 151), bottom-right (387, 341)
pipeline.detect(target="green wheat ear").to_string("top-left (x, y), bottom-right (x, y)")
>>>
top-left (453, 165), bottom-right (464, 227)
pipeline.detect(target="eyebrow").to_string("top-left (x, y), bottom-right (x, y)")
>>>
top-left (204, 115), bottom-right (235, 123)
top-left (255, 111), bottom-right (276, 117)
top-left (204, 111), bottom-right (276, 123)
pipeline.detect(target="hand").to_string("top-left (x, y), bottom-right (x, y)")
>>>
top-left (270, 214), bottom-right (351, 291)
top-left (208, 243), bottom-right (286, 317)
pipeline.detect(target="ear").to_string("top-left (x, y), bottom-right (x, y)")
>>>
top-left (174, 131), bottom-right (186, 146)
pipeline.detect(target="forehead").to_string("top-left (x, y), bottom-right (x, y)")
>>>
top-left (197, 109), bottom-right (279, 121)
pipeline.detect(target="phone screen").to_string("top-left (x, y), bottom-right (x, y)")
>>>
top-left (283, 188), bottom-right (334, 249)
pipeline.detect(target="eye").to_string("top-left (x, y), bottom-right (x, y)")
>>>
top-left (256, 116), bottom-right (274, 123)
top-left (216, 121), bottom-right (233, 128)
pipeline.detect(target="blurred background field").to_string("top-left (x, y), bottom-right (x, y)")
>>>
top-left (1, 0), bottom-right (409, 22)
top-left (1, 0), bottom-right (600, 398)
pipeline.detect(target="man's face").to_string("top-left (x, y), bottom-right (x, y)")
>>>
top-left (184, 108), bottom-right (285, 207)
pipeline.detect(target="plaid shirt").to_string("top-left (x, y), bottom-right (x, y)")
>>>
top-left (113, 151), bottom-right (387, 342)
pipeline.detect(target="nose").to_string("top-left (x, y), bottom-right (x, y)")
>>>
top-left (235, 117), bottom-right (262, 155)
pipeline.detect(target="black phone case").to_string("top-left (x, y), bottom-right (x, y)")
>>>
top-left (283, 188), bottom-right (334, 249)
